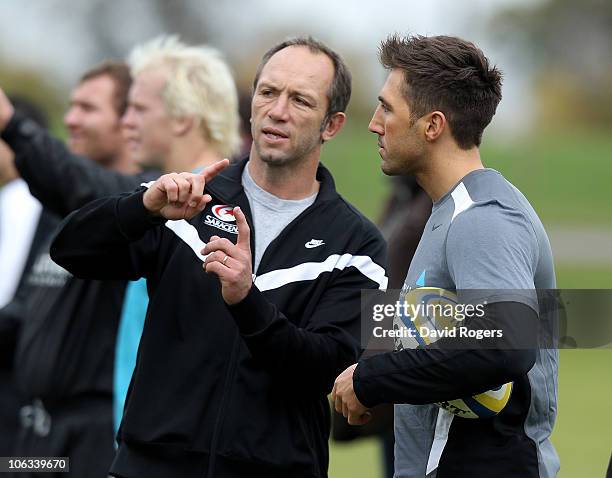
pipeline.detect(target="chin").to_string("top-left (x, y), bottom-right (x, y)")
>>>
top-left (380, 160), bottom-right (401, 176)
top-left (255, 145), bottom-right (291, 167)
top-left (68, 142), bottom-right (85, 157)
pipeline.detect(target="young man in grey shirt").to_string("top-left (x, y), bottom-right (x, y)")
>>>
top-left (333, 34), bottom-right (558, 478)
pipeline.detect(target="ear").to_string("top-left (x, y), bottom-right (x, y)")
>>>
top-left (171, 116), bottom-right (194, 137)
top-left (321, 112), bottom-right (346, 142)
top-left (423, 111), bottom-right (446, 143)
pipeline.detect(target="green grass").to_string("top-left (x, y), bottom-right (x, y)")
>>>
top-left (555, 264), bottom-right (612, 288)
top-left (329, 438), bottom-right (381, 478)
top-left (553, 350), bottom-right (612, 477)
top-left (322, 125), bottom-right (612, 227)
top-left (481, 131), bottom-right (612, 227)
top-left (321, 124), bottom-right (389, 220)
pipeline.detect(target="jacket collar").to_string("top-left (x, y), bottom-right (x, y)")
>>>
top-left (206, 157), bottom-right (340, 205)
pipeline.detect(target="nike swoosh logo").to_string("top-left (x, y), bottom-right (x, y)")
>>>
top-left (305, 239), bottom-right (325, 249)
top-left (432, 223), bottom-right (443, 231)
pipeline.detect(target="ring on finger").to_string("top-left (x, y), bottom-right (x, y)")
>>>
top-left (222, 255), bottom-right (229, 265)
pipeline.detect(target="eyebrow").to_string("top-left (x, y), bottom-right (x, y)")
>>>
top-left (378, 95), bottom-right (391, 109)
top-left (70, 99), bottom-right (95, 108)
top-left (257, 81), bottom-right (277, 90)
top-left (258, 81), bottom-right (318, 105)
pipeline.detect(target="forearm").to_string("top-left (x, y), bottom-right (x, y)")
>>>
top-left (50, 188), bottom-right (165, 280)
top-left (2, 112), bottom-right (148, 216)
top-left (228, 285), bottom-right (361, 396)
top-left (354, 301), bottom-right (537, 407)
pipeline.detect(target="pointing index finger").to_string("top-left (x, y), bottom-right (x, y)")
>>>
top-left (200, 158), bottom-right (230, 181)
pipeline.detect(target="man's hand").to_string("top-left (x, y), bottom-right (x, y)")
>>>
top-left (143, 159), bottom-right (229, 220)
top-left (202, 206), bottom-right (253, 305)
top-left (0, 87), bottom-right (15, 132)
top-left (331, 364), bottom-right (372, 425)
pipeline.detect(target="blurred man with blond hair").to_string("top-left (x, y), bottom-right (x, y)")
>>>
top-left (123, 35), bottom-right (240, 172)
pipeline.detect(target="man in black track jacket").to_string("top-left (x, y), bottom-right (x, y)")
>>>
top-left (51, 37), bottom-right (388, 478)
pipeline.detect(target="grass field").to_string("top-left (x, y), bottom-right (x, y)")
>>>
top-left (322, 124), bottom-right (612, 477)
top-left (322, 125), bottom-right (612, 227)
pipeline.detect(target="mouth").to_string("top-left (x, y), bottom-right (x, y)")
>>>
top-left (68, 134), bottom-right (84, 144)
top-left (262, 127), bottom-right (289, 142)
top-left (124, 135), bottom-right (141, 146)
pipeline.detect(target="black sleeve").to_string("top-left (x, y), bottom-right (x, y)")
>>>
top-left (227, 224), bottom-right (388, 398)
top-left (353, 301), bottom-right (537, 407)
top-left (0, 300), bottom-right (23, 367)
top-left (50, 188), bottom-right (166, 281)
top-left (1, 111), bottom-right (156, 217)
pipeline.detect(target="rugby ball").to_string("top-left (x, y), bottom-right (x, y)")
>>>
top-left (435, 382), bottom-right (513, 419)
top-left (392, 287), bottom-right (513, 419)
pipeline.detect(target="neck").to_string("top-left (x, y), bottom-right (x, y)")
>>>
top-left (247, 145), bottom-right (320, 199)
top-left (164, 138), bottom-right (224, 174)
top-left (108, 148), bottom-right (140, 174)
top-left (416, 144), bottom-right (484, 202)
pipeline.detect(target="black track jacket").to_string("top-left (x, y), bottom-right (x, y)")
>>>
top-left (51, 158), bottom-right (388, 478)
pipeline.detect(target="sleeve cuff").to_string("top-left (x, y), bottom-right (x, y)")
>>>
top-left (1, 111), bottom-right (40, 144)
top-left (116, 188), bottom-right (166, 240)
top-left (226, 285), bottom-right (275, 336)
top-left (353, 356), bottom-right (384, 409)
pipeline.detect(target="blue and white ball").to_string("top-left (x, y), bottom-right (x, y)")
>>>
top-left (435, 382), bottom-right (513, 419)
top-left (393, 287), bottom-right (513, 419)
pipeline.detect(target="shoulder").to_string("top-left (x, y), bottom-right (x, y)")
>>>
top-left (447, 201), bottom-right (538, 260)
top-left (332, 194), bottom-right (385, 245)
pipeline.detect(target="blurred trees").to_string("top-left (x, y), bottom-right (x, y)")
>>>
top-left (0, 66), bottom-right (65, 135)
top-left (493, 0), bottom-right (612, 129)
top-left (74, 0), bottom-right (212, 60)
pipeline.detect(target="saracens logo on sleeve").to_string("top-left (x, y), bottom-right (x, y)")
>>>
top-left (205, 204), bottom-right (238, 234)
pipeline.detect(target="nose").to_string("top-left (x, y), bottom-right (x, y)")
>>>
top-left (368, 107), bottom-right (384, 136)
top-left (64, 106), bottom-right (80, 130)
top-left (121, 107), bottom-right (135, 129)
top-left (267, 95), bottom-right (290, 122)
top-left (121, 106), bottom-right (138, 130)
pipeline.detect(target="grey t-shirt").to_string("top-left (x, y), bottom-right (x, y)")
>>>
top-left (394, 169), bottom-right (559, 477)
top-left (242, 164), bottom-right (317, 273)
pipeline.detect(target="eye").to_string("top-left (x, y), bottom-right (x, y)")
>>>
top-left (381, 103), bottom-right (390, 113)
top-left (294, 97), bottom-right (309, 106)
top-left (260, 89), bottom-right (274, 97)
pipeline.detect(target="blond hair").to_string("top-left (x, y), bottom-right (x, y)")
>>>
top-left (129, 35), bottom-right (241, 157)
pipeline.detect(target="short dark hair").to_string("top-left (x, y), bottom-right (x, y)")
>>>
top-left (80, 60), bottom-right (132, 116)
top-left (253, 36), bottom-right (352, 125)
top-left (379, 34), bottom-right (502, 149)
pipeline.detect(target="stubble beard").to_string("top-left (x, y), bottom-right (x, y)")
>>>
top-left (255, 131), bottom-right (321, 168)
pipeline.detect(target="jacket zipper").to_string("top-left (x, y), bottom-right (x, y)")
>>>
top-left (202, 188), bottom-right (251, 477)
